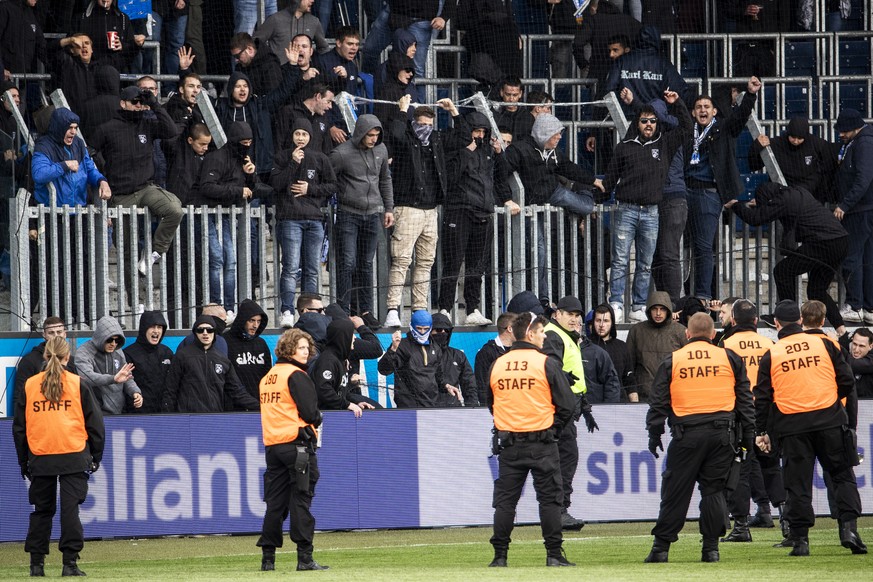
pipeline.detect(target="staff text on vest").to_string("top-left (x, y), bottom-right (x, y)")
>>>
top-left (678, 365), bottom-right (720, 378)
top-left (495, 377), bottom-right (536, 390)
top-left (32, 399), bottom-right (74, 412)
top-left (780, 355), bottom-right (821, 371)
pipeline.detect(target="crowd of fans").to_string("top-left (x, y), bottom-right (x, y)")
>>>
top-left (0, 0), bottom-right (869, 330)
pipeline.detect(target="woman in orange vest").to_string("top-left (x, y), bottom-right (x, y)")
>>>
top-left (256, 329), bottom-right (327, 572)
top-left (12, 336), bottom-right (105, 577)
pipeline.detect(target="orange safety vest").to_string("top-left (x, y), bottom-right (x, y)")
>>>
top-left (722, 330), bottom-right (774, 390)
top-left (259, 362), bottom-right (318, 446)
top-left (490, 349), bottom-right (555, 432)
top-left (769, 335), bottom-right (838, 414)
top-left (670, 342), bottom-right (736, 416)
top-left (24, 372), bottom-right (87, 456)
top-left (814, 333), bottom-right (848, 406)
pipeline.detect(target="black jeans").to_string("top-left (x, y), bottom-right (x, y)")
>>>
top-left (438, 208), bottom-right (492, 314)
top-left (774, 236), bottom-right (847, 328)
top-left (652, 196), bottom-right (687, 308)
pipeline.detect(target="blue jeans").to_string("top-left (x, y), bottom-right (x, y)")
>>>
top-left (361, 5), bottom-right (392, 74)
top-left (841, 211), bottom-right (873, 310)
top-left (334, 211), bottom-right (382, 314)
top-left (687, 187), bottom-right (722, 300)
top-left (151, 12), bottom-right (187, 76)
top-left (233, 0), bottom-right (277, 34)
top-left (549, 185), bottom-right (595, 216)
top-left (609, 203), bottom-right (659, 309)
top-left (207, 215), bottom-right (237, 310)
top-left (277, 219), bottom-right (324, 313)
top-left (406, 20), bottom-right (436, 78)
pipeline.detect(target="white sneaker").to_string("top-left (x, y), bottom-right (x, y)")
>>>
top-left (465, 309), bottom-right (492, 326)
top-left (225, 310), bottom-right (236, 325)
top-left (438, 308), bottom-right (452, 319)
top-left (840, 304), bottom-right (862, 323)
top-left (610, 302), bottom-right (624, 324)
top-left (627, 307), bottom-right (647, 323)
top-left (280, 310), bottom-right (294, 328)
top-left (863, 309), bottom-right (873, 325)
top-left (384, 309), bottom-right (402, 327)
top-left (138, 251), bottom-right (161, 276)
top-left (135, 303), bottom-right (145, 315)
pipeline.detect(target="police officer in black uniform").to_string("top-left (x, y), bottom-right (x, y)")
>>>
top-left (645, 313), bottom-right (755, 563)
top-left (755, 300), bottom-right (866, 556)
top-left (488, 312), bottom-right (577, 567)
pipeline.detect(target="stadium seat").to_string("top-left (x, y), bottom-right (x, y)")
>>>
top-left (784, 84), bottom-right (811, 118)
top-left (837, 81), bottom-right (869, 115)
top-left (735, 131), bottom-right (754, 175)
top-left (784, 40), bottom-right (816, 76)
top-left (681, 42), bottom-right (707, 78)
top-left (838, 38), bottom-right (871, 75)
top-left (358, 72), bottom-right (374, 114)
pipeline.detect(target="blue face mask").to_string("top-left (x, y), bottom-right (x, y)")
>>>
top-left (411, 325), bottom-right (431, 345)
top-left (409, 310), bottom-right (433, 345)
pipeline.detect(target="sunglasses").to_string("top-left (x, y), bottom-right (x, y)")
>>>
top-left (431, 329), bottom-right (448, 334)
top-left (303, 307), bottom-right (324, 313)
top-left (639, 118), bottom-right (658, 124)
top-left (231, 51), bottom-right (243, 61)
top-left (106, 336), bottom-right (123, 345)
top-left (195, 327), bottom-right (215, 334)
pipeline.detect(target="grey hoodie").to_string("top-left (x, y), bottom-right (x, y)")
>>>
top-left (75, 315), bottom-right (142, 414)
top-left (329, 114), bottom-right (394, 215)
top-left (531, 114), bottom-right (565, 149)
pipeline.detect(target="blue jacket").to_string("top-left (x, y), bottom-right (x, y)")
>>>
top-left (31, 108), bottom-right (106, 205)
top-left (837, 125), bottom-right (873, 215)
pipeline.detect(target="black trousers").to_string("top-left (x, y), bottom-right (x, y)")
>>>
top-left (257, 443), bottom-right (320, 557)
top-left (491, 439), bottom-right (563, 553)
top-left (651, 425), bottom-right (734, 544)
top-left (781, 427), bottom-right (861, 537)
top-left (727, 447), bottom-right (786, 517)
top-left (557, 420), bottom-right (579, 511)
top-left (774, 237), bottom-right (847, 328)
top-left (438, 208), bottom-right (492, 314)
top-left (25, 472), bottom-right (89, 561)
top-left (652, 196), bottom-right (687, 308)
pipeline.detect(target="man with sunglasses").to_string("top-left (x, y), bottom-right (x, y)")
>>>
top-left (162, 316), bottom-right (260, 412)
top-left (75, 315), bottom-right (143, 414)
top-left (602, 89), bottom-right (691, 324)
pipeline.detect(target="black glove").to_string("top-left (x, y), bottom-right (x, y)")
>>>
top-left (566, 371), bottom-right (579, 386)
top-left (20, 464), bottom-right (30, 481)
top-left (582, 409), bottom-right (599, 433)
top-left (648, 433), bottom-right (664, 458)
top-left (89, 461), bottom-right (100, 474)
top-left (140, 89), bottom-right (159, 109)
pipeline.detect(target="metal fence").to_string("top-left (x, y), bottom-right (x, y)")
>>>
top-left (7, 187), bottom-right (786, 331)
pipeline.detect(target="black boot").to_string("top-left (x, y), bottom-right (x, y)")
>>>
top-left (488, 548), bottom-right (507, 568)
top-left (297, 553), bottom-right (329, 571)
top-left (701, 538), bottom-right (719, 562)
top-left (29, 554), bottom-right (45, 577)
top-left (789, 536), bottom-right (810, 556)
top-left (261, 547), bottom-right (275, 571)
top-left (840, 520), bottom-right (868, 555)
top-left (720, 516), bottom-right (752, 542)
top-left (560, 509), bottom-right (585, 531)
top-left (778, 503), bottom-right (790, 538)
top-left (546, 548), bottom-right (575, 567)
top-left (644, 539), bottom-right (669, 563)
top-left (748, 503), bottom-right (774, 528)
top-left (61, 562), bottom-right (87, 576)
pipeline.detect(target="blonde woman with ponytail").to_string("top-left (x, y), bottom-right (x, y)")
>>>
top-left (12, 336), bottom-right (105, 577)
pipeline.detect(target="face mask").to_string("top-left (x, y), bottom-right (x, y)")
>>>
top-left (431, 332), bottom-right (449, 348)
top-left (410, 326), bottom-right (431, 345)
top-left (231, 141), bottom-right (251, 159)
top-left (412, 121), bottom-right (433, 146)
top-left (473, 136), bottom-right (485, 147)
top-left (119, 109), bottom-right (144, 123)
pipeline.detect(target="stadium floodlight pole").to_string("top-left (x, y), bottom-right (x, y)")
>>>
top-left (737, 91), bottom-right (789, 187)
top-left (602, 91), bottom-right (629, 140)
top-left (336, 91), bottom-right (359, 135)
top-left (49, 89), bottom-right (86, 149)
top-left (5, 89), bottom-right (34, 152)
top-left (196, 90), bottom-right (228, 149)
top-left (470, 91), bottom-right (527, 296)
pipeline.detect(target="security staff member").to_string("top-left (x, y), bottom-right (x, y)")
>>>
top-left (719, 299), bottom-right (785, 543)
top-left (12, 336), bottom-right (104, 578)
top-left (645, 313), bottom-right (754, 563)
top-left (256, 329), bottom-right (328, 572)
top-left (543, 296), bottom-right (599, 531)
top-left (488, 312), bottom-right (577, 568)
top-left (755, 300), bottom-right (866, 556)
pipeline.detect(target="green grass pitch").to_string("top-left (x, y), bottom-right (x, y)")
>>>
top-left (0, 518), bottom-right (869, 580)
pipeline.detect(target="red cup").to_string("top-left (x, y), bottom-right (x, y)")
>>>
top-left (107, 31), bottom-right (119, 49)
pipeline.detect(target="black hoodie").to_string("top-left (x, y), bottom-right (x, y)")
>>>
top-left (198, 121), bottom-right (261, 206)
top-left (123, 310), bottom-right (173, 413)
top-left (79, 64), bottom-right (121, 138)
top-left (270, 116), bottom-right (336, 221)
top-left (587, 304), bottom-right (637, 401)
top-left (224, 299), bottom-right (272, 400)
top-left (374, 52), bottom-right (418, 129)
top-left (431, 312), bottom-right (479, 407)
top-left (162, 315), bottom-right (260, 412)
top-left (732, 183), bottom-right (847, 244)
top-left (310, 318), bottom-right (357, 410)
